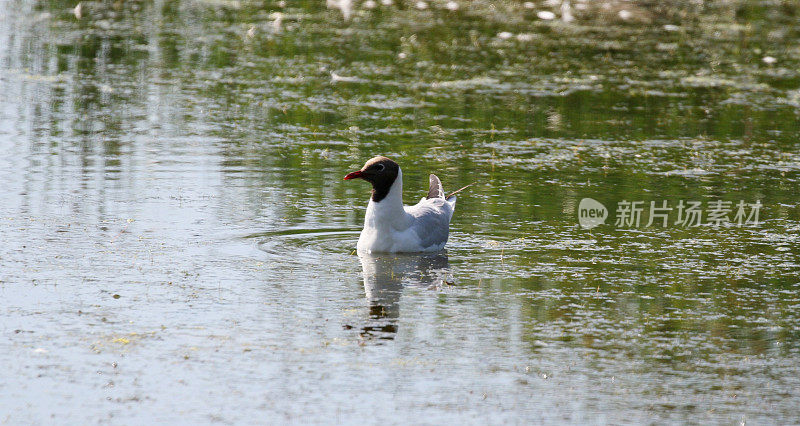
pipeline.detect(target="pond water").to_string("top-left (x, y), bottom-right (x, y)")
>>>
top-left (2, 0), bottom-right (799, 423)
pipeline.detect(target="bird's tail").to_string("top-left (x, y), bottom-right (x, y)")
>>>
top-left (446, 182), bottom-right (477, 200)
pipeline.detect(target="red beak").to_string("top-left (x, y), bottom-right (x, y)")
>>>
top-left (343, 170), bottom-right (364, 180)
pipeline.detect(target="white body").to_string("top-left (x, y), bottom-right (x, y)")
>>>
top-left (357, 169), bottom-right (456, 253)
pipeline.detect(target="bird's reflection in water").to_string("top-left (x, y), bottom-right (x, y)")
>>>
top-left (358, 251), bottom-right (450, 341)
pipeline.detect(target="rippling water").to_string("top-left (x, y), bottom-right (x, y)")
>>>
top-left (2, 0), bottom-right (799, 423)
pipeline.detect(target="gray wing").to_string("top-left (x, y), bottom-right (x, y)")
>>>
top-left (427, 174), bottom-right (445, 199)
top-left (406, 198), bottom-right (454, 250)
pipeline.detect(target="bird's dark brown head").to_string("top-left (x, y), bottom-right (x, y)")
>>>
top-left (343, 156), bottom-right (400, 202)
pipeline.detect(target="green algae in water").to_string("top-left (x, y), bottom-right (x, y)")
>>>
top-left (1, 0), bottom-right (799, 423)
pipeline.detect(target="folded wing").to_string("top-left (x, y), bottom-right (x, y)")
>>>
top-left (406, 198), bottom-right (454, 250)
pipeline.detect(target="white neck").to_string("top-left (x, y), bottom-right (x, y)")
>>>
top-left (364, 168), bottom-right (409, 228)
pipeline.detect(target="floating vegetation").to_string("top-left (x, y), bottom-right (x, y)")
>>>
top-left (1, 0), bottom-right (799, 423)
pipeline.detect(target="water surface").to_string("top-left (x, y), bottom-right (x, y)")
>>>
top-left (1, 0), bottom-right (799, 423)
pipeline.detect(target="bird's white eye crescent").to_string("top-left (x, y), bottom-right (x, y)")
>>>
top-left (375, 164), bottom-right (385, 171)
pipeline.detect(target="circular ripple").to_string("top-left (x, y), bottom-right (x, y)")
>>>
top-left (248, 228), bottom-right (362, 265)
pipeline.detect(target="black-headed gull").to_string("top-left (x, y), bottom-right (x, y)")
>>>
top-left (344, 156), bottom-right (466, 253)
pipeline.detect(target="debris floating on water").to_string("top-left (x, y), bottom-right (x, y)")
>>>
top-left (330, 72), bottom-right (362, 83)
top-left (327, 0), bottom-right (352, 20)
top-left (561, 1), bottom-right (574, 22)
top-left (271, 12), bottom-right (283, 32)
top-left (537, 10), bottom-right (556, 20)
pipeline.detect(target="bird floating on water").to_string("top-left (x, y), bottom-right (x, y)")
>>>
top-left (344, 156), bottom-right (472, 253)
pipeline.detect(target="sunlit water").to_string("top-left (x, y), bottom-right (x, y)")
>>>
top-left (2, 0), bottom-right (799, 423)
